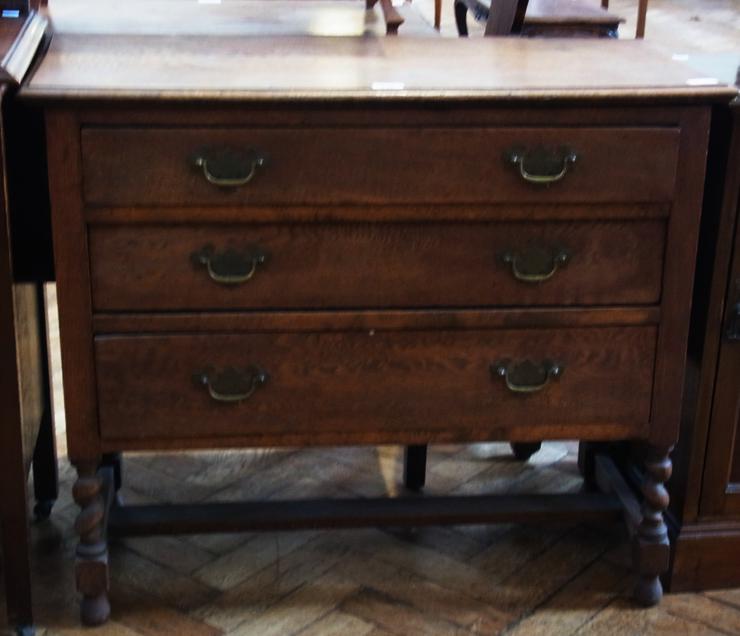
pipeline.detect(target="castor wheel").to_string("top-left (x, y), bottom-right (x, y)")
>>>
top-left (510, 442), bottom-right (542, 461)
top-left (33, 498), bottom-right (55, 521)
top-left (403, 445), bottom-right (427, 491)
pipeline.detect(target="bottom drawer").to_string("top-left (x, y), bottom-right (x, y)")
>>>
top-left (95, 326), bottom-right (656, 444)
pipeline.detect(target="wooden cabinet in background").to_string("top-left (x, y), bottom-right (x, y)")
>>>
top-left (669, 95), bottom-right (740, 592)
top-left (0, 4), bottom-right (54, 635)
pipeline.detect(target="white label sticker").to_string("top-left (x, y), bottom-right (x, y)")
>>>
top-left (371, 81), bottom-right (405, 91)
top-left (686, 77), bottom-right (720, 86)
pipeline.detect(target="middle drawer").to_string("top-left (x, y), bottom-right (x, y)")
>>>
top-left (89, 221), bottom-right (664, 311)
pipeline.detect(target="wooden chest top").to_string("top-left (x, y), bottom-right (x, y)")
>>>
top-left (23, 35), bottom-right (738, 102)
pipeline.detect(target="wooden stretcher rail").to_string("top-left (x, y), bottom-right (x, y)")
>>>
top-left (108, 492), bottom-right (623, 536)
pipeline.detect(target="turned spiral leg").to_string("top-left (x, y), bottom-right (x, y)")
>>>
top-left (73, 461), bottom-right (111, 626)
top-left (633, 445), bottom-right (672, 606)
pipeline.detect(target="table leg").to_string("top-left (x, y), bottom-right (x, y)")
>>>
top-left (32, 411), bottom-right (57, 520)
top-left (32, 285), bottom-right (57, 521)
top-left (636, 0), bottom-right (648, 38)
top-left (73, 461), bottom-right (112, 626)
top-left (633, 445), bottom-right (671, 606)
top-left (403, 445), bottom-right (427, 491)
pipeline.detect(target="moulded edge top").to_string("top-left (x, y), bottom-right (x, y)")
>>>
top-left (21, 33), bottom-right (740, 103)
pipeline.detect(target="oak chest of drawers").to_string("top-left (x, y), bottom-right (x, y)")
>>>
top-left (23, 33), bottom-right (736, 625)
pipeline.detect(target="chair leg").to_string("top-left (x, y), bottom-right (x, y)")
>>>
top-left (454, 0), bottom-right (469, 36)
top-left (403, 445), bottom-right (427, 491)
top-left (601, 0), bottom-right (608, 7)
top-left (434, 0), bottom-right (442, 29)
top-left (636, 0), bottom-right (648, 37)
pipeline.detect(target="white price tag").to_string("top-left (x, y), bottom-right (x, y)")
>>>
top-left (686, 77), bottom-right (720, 86)
top-left (371, 81), bottom-right (405, 91)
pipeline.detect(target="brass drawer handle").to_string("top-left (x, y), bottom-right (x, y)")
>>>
top-left (191, 244), bottom-right (268, 285)
top-left (501, 247), bottom-right (570, 283)
top-left (194, 153), bottom-right (265, 188)
top-left (507, 148), bottom-right (577, 185)
top-left (491, 359), bottom-right (563, 393)
top-left (195, 365), bottom-right (268, 403)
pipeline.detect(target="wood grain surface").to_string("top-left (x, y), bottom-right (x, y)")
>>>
top-left (23, 35), bottom-right (738, 101)
top-left (80, 127), bottom-right (680, 206)
top-left (94, 326), bottom-right (656, 445)
top-left (88, 220), bottom-right (666, 311)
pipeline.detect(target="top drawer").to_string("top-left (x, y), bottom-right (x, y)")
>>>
top-left (80, 127), bottom-right (680, 207)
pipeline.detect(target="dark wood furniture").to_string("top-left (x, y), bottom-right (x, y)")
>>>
top-left (21, 31), bottom-right (734, 625)
top-left (455, 0), bottom-right (623, 38)
top-left (0, 5), bottom-right (54, 636)
top-left (666, 62), bottom-right (740, 592)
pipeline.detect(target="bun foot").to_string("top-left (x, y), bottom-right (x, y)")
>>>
top-left (634, 576), bottom-right (663, 607)
top-left (81, 593), bottom-right (111, 626)
top-left (510, 442), bottom-right (542, 461)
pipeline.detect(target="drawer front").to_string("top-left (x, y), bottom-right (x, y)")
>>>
top-left (89, 221), bottom-right (665, 311)
top-left (81, 127), bottom-right (680, 206)
top-left (95, 326), bottom-right (656, 442)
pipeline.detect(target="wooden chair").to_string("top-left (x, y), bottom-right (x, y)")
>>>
top-left (366, 0), bottom-right (443, 33)
top-left (366, 0), bottom-right (405, 34)
top-left (603, 0), bottom-right (647, 38)
top-left (41, 0), bottom-right (438, 37)
top-left (455, 0), bottom-right (623, 39)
